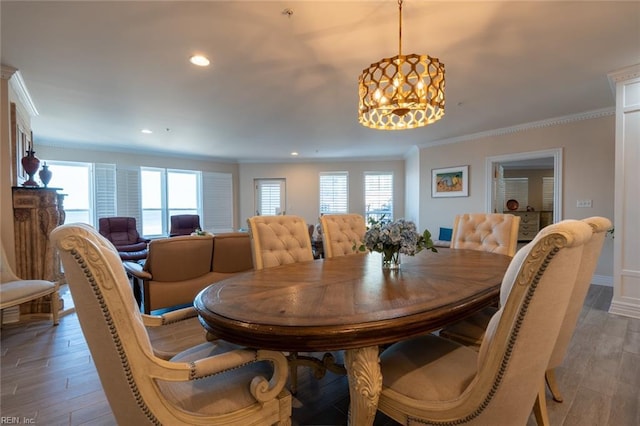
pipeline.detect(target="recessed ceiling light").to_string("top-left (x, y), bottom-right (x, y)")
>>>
top-left (141, 129), bottom-right (153, 134)
top-left (190, 55), bottom-right (210, 67)
top-left (291, 152), bottom-right (299, 156)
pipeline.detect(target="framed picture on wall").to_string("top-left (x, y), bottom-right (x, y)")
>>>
top-left (432, 165), bottom-right (469, 198)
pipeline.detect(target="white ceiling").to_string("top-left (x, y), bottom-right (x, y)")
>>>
top-left (2, 1), bottom-right (638, 163)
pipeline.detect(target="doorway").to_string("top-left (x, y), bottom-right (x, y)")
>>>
top-left (485, 148), bottom-right (563, 224)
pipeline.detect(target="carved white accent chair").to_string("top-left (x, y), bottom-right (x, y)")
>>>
top-left (73, 222), bottom-right (215, 359)
top-left (320, 213), bottom-right (367, 259)
top-left (438, 216), bottom-right (611, 424)
top-left (51, 224), bottom-right (291, 425)
top-left (1, 242), bottom-right (59, 326)
top-left (376, 220), bottom-right (593, 426)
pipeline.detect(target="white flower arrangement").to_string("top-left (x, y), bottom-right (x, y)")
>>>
top-left (355, 216), bottom-right (437, 264)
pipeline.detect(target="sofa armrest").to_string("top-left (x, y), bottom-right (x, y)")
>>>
top-left (123, 261), bottom-right (152, 280)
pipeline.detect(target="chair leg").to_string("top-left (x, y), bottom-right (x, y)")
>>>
top-left (533, 381), bottom-right (550, 426)
top-left (51, 290), bottom-right (60, 325)
top-left (289, 352), bottom-right (299, 395)
top-left (545, 368), bottom-right (563, 402)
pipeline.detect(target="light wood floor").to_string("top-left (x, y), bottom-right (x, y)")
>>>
top-left (1, 285), bottom-right (638, 425)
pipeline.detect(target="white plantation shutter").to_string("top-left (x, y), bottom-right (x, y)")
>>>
top-left (255, 179), bottom-right (285, 216)
top-left (203, 172), bottom-right (233, 233)
top-left (94, 163), bottom-right (116, 221)
top-left (116, 167), bottom-right (142, 229)
top-left (365, 172), bottom-right (393, 222)
top-left (504, 178), bottom-right (528, 211)
top-left (319, 172), bottom-right (348, 214)
top-left (542, 177), bottom-right (554, 211)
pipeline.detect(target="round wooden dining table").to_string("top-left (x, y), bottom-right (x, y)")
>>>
top-left (195, 248), bottom-right (511, 426)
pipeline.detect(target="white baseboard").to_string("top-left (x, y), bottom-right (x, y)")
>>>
top-left (609, 299), bottom-right (640, 319)
top-left (591, 274), bottom-right (613, 287)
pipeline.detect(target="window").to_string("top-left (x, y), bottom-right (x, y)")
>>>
top-left (254, 179), bottom-right (285, 216)
top-left (503, 178), bottom-right (528, 210)
top-left (168, 171), bottom-right (199, 218)
top-left (44, 161), bottom-right (93, 225)
top-left (141, 168), bottom-right (201, 236)
top-left (319, 172), bottom-right (348, 215)
top-left (364, 172), bottom-right (393, 222)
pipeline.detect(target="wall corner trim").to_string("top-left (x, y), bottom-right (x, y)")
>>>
top-left (7, 69), bottom-right (38, 117)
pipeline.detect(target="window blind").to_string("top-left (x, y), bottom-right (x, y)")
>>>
top-left (116, 167), bottom-right (142, 229)
top-left (255, 179), bottom-right (285, 216)
top-left (203, 172), bottom-right (233, 232)
top-left (542, 177), bottom-right (554, 211)
top-left (504, 177), bottom-right (528, 211)
top-left (94, 163), bottom-right (116, 222)
top-left (319, 172), bottom-right (348, 214)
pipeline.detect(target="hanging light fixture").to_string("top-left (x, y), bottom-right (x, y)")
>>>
top-left (358, 0), bottom-right (445, 130)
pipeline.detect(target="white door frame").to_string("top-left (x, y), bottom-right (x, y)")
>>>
top-left (485, 148), bottom-right (563, 223)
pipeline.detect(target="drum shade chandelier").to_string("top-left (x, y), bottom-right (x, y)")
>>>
top-left (358, 0), bottom-right (445, 130)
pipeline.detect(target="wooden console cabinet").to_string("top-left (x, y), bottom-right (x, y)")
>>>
top-left (12, 187), bottom-right (65, 313)
top-left (506, 211), bottom-right (540, 242)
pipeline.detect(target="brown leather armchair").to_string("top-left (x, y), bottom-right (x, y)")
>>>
top-left (98, 217), bottom-right (149, 261)
top-left (169, 214), bottom-right (201, 237)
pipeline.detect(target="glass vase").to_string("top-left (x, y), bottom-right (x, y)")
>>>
top-left (382, 251), bottom-right (401, 270)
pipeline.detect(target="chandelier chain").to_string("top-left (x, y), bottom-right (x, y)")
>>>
top-left (398, 0), bottom-right (403, 58)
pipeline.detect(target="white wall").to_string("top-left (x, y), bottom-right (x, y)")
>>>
top-left (418, 114), bottom-right (615, 279)
top-left (238, 160), bottom-right (405, 230)
top-left (404, 146), bottom-right (421, 228)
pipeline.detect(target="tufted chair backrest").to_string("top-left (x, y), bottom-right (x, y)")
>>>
top-left (320, 214), bottom-right (367, 259)
top-left (450, 213), bottom-right (520, 256)
top-left (247, 215), bottom-right (314, 270)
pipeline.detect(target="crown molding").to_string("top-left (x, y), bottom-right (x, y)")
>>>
top-left (608, 63), bottom-right (640, 94)
top-left (422, 107), bottom-right (614, 149)
top-left (6, 69), bottom-right (39, 117)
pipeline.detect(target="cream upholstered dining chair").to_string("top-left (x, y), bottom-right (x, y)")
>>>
top-left (247, 215), bottom-right (317, 394)
top-left (1, 242), bottom-right (59, 326)
top-left (449, 212), bottom-right (521, 256)
top-left (436, 217), bottom-right (611, 419)
top-left (376, 219), bottom-right (593, 426)
top-left (51, 224), bottom-right (291, 425)
top-left (438, 212), bottom-right (520, 343)
top-left (247, 215), bottom-right (314, 270)
top-left (319, 213), bottom-right (367, 259)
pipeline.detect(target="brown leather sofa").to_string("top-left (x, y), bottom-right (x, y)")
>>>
top-left (124, 232), bottom-right (253, 313)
